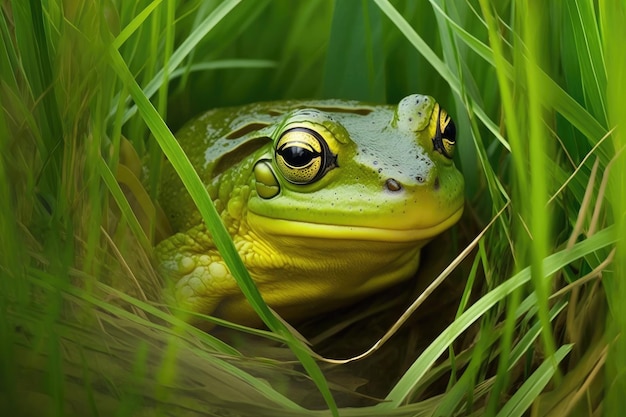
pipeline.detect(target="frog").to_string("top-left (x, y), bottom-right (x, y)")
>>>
top-left (155, 94), bottom-right (464, 327)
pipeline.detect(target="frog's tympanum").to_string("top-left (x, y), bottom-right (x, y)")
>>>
top-left (155, 95), bottom-right (464, 326)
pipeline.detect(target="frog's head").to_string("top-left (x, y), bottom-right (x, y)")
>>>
top-left (248, 94), bottom-right (464, 244)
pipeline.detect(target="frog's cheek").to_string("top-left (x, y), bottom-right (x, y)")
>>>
top-left (253, 159), bottom-right (280, 199)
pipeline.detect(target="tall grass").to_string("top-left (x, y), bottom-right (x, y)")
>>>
top-left (1, 0), bottom-right (624, 416)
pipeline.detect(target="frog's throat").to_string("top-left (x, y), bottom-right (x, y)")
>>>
top-left (247, 206), bottom-right (463, 243)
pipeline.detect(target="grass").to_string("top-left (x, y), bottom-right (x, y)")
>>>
top-left (1, 0), bottom-right (625, 416)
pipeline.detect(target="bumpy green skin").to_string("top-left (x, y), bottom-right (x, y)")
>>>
top-left (156, 95), bottom-right (464, 325)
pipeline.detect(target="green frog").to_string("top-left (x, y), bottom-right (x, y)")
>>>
top-left (155, 94), bottom-right (464, 326)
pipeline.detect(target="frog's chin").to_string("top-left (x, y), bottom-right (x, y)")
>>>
top-left (247, 206), bottom-right (463, 243)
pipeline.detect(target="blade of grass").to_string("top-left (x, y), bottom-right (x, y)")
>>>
top-left (169, 59), bottom-right (276, 79)
top-left (107, 44), bottom-right (339, 416)
top-left (28, 268), bottom-right (238, 355)
top-left (0, 10), bottom-right (19, 91)
top-left (374, 0), bottom-right (509, 151)
top-left (495, 345), bottom-right (573, 417)
top-left (0, 109), bottom-right (21, 417)
top-left (113, 0), bottom-right (243, 124)
top-left (599, 1), bottom-right (626, 413)
top-left (565, 0), bottom-right (607, 124)
top-left (322, 0), bottom-right (386, 101)
top-left (524, 0), bottom-right (559, 380)
top-left (427, 0), bottom-right (609, 157)
top-left (11, 0), bottom-right (63, 198)
top-left (376, 225), bottom-right (616, 409)
top-left (508, 299), bottom-right (568, 372)
top-left (434, 297), bottom-right (567, 416)
top-left (98, 158), bottom-right (152, 251)
top-left (26, 268), bottom-right (306, 410)
top-left (113, 0), bottom-right (163, 49)
top-left (430, 0), bottom-right (480, 197)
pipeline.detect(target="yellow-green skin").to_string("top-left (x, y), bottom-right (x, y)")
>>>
top-left (156, 95), bottom-right (464, 326)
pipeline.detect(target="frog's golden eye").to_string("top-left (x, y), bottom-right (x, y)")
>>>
top-left (275, 127), bottom-right (337, 184)
top-left (432, 108), bottom-right (456, 159)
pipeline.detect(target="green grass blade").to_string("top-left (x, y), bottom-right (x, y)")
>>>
top-left (107, 44), bottom-right (338, 416)
top-left (322, 0), bottom-right (386, 101)
top-left (10, 0), bottom-right (63, 198)
top-left (169, 59), bottom-right (276, 79)
top-left (599, 1), bottom-right (626, 413)
top-left (523, 0), bottom-right (558, 374)
top-left (0, 11), bottom-right (19, 91)
top-left (374, 0), bottom-right (509, 151)
top-left (428, 0), bottom-right (609, 156)
top-left (377, 225), bottom-right (616, 409)
top-left (565, 0), bottom-right (607, 124)
top-left (115, 0), bottom-right (242, 124)
top-left (0, 106), bottom-right (21, 417)
top-left (98, 158), bottom-right (152, 251)
top-left (113, 0), bottom-right (163, 49)
top-left (433, 298), bottom-right (567, 416)
top-left (508, 299), bottom-right (568, 371)
top-left (24, 268), bottom-right (307, 412)
top-left (495, 345), bottom-right (573, 417)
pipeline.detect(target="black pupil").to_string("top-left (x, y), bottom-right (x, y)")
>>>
top-left (443, 118), bottom-right (456, 142)
top-left (279, 146), bottom-right (317, 167)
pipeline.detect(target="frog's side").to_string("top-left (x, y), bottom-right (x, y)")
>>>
top-left (155, 95), bottom-right (464, 326)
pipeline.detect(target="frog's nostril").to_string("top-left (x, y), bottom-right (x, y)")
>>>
top-left (385, 178), bottom-right (402, 192)
top-left (434, 176), bottom-right (440, 190)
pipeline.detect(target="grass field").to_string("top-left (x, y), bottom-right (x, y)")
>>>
top-left (1, 0), bottom-right (625, 416)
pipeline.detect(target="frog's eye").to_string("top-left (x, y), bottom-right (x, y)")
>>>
top-left (275, 127), bottom-right (337, 184)
top-left (432, 108), bottom-right (456, 159)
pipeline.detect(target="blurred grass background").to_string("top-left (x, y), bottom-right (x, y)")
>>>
top-left (1, 0), bottom-right (625, 416)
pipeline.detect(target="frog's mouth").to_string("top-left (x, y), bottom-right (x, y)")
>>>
top-left (247, 205), bottom-right (463, 243)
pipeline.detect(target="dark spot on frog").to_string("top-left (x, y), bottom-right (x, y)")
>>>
top-left (385, 178), bottom-right (402, 192)
top-left (416, 176), bottom-right (425, 183)
top-left (378, 168), bottom-right (383, 173)
top-left (434, 176), bottom-right (440, 190)
top-left (408, 117), bottom-right (413, 122)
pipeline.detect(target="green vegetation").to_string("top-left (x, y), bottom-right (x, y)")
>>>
top-left (1, 0), bottom-right (624, 416)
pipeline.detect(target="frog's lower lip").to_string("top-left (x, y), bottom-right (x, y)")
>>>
top-left (247, 206), bottom-right (463, 243)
